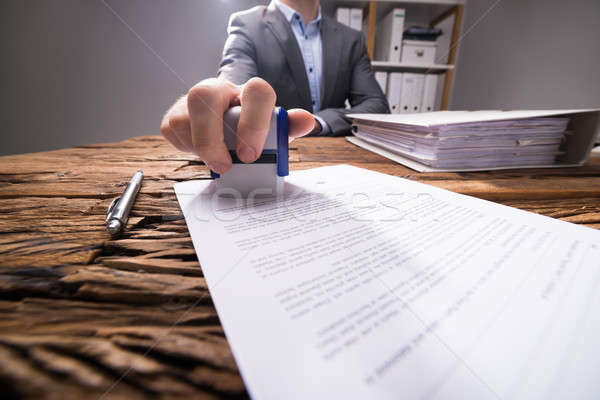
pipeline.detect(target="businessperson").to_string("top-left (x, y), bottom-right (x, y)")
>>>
top-left (160, 0), bottom-right (389, 174)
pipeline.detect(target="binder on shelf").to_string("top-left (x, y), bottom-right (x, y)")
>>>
top-left (386, 72), bottom-right (403, 114)
top-left (412, 74), bottom-right (425, 113)
top-left (374, 71), bottom-right (387, 95)
top-left (421, 74), bottom-right (438, 112)
top-left (349, 8), bottom-right (363, 31)
top-left (399, 73), bottom-right (423, 113)
top-left (336, 8), bottom-right (350, 26)
top-left (374, 8), bottom-right (405, 62)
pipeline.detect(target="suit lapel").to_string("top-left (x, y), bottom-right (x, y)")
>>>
top-left (264, 3), bottom-right (312, 110)
top-left (320, 16), bottom-right (343, 108)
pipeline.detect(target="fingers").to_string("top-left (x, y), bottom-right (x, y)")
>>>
top-left (187, 79), bottom-right (240, 173)
top-left (161, 96), bottom-right (194, 152)
top-left (160, 100), bottom-right (190, 153)
top-left (168, 97), bottom-right (193, 151)
top-left (161, 77), bottom-right (311, 171)
top-left (287, 109), bottom-right (316, 140)
top-left (236, 77), bottom-right (277, 163)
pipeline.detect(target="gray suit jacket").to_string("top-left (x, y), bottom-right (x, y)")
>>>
top-left (217, 2), bottom-right (390, 136)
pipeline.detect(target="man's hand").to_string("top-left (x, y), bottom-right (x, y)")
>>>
top-left (160, 77), bottom-right (315, 174)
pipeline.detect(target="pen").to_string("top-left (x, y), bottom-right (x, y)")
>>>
top-left (105, 170), bottom-right (144, 237)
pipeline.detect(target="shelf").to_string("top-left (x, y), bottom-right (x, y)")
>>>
top-left (371, 61), bottom-right (454, 73)
top-left (322, 0), bottom-right (465, 109)
top-left (323, 0), bottom-right (464, 5)
top-left (322, 0), bottom-right (463, 21)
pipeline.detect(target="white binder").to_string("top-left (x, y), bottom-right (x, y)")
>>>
top-left (411, 74), bottom-right (425, 113)
top-left (386, 72), bottom-right (403, 113)
top-left (374, 71), bottom-right (387, 95)
top-left (398, 73), bottom-right (425, 113)
top-left (421, 74), bottom-right (438, 112)
top-left (336, 8), bottom-right (350, 26)
top-left (374, 8), bottom-right (405, 62)
top-left (349, 8), bottom-right (363, 31)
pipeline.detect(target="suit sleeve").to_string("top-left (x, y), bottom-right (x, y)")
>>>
top-left (217, 14), bottom-right (258, 85)
top-left (315, 34), bottom-right (390, 136)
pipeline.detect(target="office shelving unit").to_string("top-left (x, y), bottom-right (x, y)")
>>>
top-left (322, 0), bottom-right (465, 110)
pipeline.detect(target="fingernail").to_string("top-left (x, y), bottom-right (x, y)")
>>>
top-left (238, 147), bottom-right (256, 163)
top-left (207, 162), bottom-right (227, 174)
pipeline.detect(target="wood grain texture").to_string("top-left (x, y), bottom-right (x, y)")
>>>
top-left (1, 136), bottom-right (599, 399)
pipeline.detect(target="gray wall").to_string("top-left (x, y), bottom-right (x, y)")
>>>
top-left (0, 0), bottom-right (263, 156)
top-left (1, 0), bottom-right (599, 155)
top-left (451, 0), bottom-right (600, 109)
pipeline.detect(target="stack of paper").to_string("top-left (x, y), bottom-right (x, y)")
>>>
top-left (352, 112), bottom-right (569, 169)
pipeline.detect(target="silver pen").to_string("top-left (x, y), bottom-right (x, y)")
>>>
top-left (106, 170), bottom-right (144, 237)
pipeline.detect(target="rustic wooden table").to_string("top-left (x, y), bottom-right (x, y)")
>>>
top-left (1, 136), bottom-right (599, 399)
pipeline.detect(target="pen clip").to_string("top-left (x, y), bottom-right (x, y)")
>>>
top-left (106, 197), bottom-right (120, 223)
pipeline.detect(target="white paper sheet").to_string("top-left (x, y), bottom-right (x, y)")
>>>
top-left (175, 165), bottom-right (600, 400)
top-left (347, 109), bottom-right (600, 127)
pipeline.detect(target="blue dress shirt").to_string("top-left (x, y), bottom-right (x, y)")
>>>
top-left (274, 1), bottom-right (329, 133)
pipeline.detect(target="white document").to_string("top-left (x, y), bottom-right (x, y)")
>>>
top-left (348, 109), bottom-right (600, 127)
top-left (175, 165), bottom-right (600, 400)
top-left (351, 115), bottom-right (569, 169)
top-left (421, 74), bottom-right (438, 112)
top-left (374, 71), bottom-right (387, 95)
top-left (386, 72), bottom-right (403, 113)
top-left (336, 7), bottom-right (350, 26)
top-left (349, 8), bottom-right (363, 31)
top-left (348, 109), bottom-right (600, 171)
top-left (374, 8), bottom-right (405, 62)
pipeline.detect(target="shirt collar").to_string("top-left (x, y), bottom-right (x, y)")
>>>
top-left (273, 0), bottom-right (322, 26)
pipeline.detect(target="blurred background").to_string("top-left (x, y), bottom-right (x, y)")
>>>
top-left (1, 0), bottom-right (599, 156)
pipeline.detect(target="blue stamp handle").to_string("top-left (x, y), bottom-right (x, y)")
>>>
top-left (277, 107), bottom-right (289, 177)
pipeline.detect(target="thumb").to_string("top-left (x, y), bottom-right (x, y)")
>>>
top-left (287, 109), bottom-right (317, 140)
